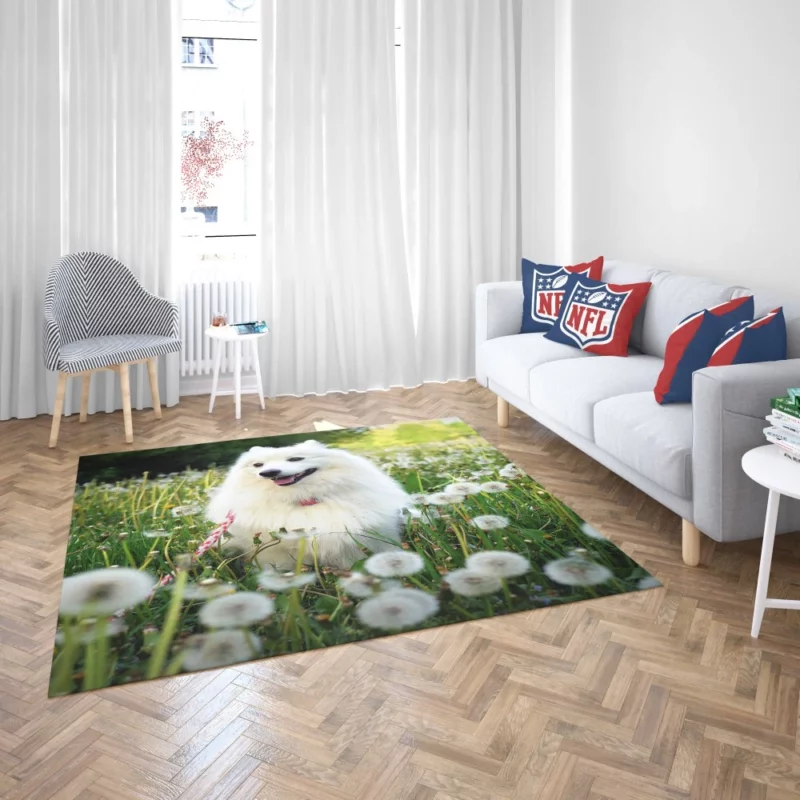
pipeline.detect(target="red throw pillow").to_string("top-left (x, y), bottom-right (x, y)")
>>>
top-left (543, 274), bottom-right (652, 356)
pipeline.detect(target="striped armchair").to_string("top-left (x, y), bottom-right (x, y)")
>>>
top-left (43, 252), bottom-right (182, 446)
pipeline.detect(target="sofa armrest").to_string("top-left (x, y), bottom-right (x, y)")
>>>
top-left (475, 282), bottom-right (523, 345)
top-left (692, 359), bottom-right (800, 542)
top-left (475, 282), bottom-right (523, 387)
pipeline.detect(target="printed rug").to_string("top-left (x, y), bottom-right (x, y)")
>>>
top-left (51, 419), bottom-right (660, 695)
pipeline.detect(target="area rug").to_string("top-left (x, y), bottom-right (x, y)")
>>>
top-left (50, 419), bottom-right (660, 695)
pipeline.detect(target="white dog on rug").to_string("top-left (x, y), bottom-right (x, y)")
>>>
top-left (206, 440), bottom-right (410, 569)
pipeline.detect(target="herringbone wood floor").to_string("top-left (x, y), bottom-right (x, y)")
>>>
top-left (2, 381), bottom-right (800, 800)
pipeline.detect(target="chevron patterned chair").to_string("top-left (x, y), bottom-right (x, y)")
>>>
top-left (43, 252), bottom-right (182, 447)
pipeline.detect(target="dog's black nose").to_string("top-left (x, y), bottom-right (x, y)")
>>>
top-left (259, 469), bottom-right (282, 479)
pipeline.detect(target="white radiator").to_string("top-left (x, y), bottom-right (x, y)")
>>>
top-left (178, 279), bottom-right (259, 377)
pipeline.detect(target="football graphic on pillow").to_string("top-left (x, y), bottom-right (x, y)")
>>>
top-left (586, 291), bottom-right (607, 304)
top-left (520, 256), bottom-right (604, 333)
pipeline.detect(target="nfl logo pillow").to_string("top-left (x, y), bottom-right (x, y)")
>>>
top-left (654, 295), bottom-right (754, 405)
top-left (543, 274), bottom-right (651, 356)
top-left (707, 307), bottom-right (787, 367)
top-left (521, 256), bottom-right (603, 333)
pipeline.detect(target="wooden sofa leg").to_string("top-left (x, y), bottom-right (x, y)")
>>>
top-left (497, 396), bottom-right (510, 428)
top-left (49, 373), bottom-right (69, 448)
top-left (682, 520), bottom-right (702, 566)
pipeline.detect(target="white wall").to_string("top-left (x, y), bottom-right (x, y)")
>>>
top-left (571, 0), bottom-right (800, 290)
top-left (519, 0), bottom-right (573, 265)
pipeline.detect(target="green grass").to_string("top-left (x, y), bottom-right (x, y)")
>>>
top-left (51, 423), bottom-right (656, 695)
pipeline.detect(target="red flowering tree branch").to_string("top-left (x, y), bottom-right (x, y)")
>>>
top-left (181, 117), bottom-right (252, 207)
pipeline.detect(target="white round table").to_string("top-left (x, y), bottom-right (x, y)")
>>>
top-left (742, 444), bottom-right (800, 638)
top-left (205, 326), bottom-right (268, 420)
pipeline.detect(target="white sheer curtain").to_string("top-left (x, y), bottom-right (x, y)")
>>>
top-left (0, 0), bottom-right (61, 420)
top-left (59, 0), bottom-right (180, 414)
top-left (260, 0), bottom-right (419, 397)
top-left (0, 0), bottom-right (178, 421)
top-left (400, 0), bottom-right (521, 382)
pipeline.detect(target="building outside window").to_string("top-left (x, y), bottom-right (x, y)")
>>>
top-left (182, 37), bottom-right (216, 67)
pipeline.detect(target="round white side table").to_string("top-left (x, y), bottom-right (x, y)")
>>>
top-left (742, 444), bottom-right (800, 638)
top-left (205, 326), bottom-right (268, 420)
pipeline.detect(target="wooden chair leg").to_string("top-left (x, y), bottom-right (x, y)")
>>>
top-left (49, 373), bottom-right (69, 448)
top-left (79, 375), bottom-right (91, 422)
top-left (119, 363), bottom-right (133, 444)
top-left (497, 396), bottom-right (510, 428)
top-left (682, 519), bottom-right (702, 566)
top-left (146, 358), bottom-right (162, 419)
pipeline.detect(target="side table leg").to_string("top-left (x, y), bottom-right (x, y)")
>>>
top-left (751, 488), bottom-right (781, 638)
top-left (209, 339), bottom-right (222, 413)
top-left (252, 339), bottom-right (265, 409)
top-left (234, 339), bottom-right (242, 420)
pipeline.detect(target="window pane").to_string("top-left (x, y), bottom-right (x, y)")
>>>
top-left (198, 38), bottom-right (215, 65)
top-left (182, 37), bottom-right (194, 64)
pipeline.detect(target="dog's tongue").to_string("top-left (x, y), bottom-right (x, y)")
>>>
top-left (274, 476), bottom-right (296, 486)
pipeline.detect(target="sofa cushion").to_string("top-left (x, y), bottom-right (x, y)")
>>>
top-left (529, 355), bottom-right (664, 439)
top-left (600, 260), bottom-right (663, 351)
top-left (640, 272), bottom-right (736, 359)
top-left (594, 392), bottom-right (693, 499)
top-left (477, 333), bottom-right (593, 401)
top-left (731, 286), bottom-right (800, 359)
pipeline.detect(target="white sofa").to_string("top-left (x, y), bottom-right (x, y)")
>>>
top-left (475, 260), bottom-right (800, 565)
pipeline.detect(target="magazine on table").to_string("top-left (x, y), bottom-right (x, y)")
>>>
top-left (228, 321), bottom-right (269, 335)
top-left (766, 412), bottom-right (800, 436)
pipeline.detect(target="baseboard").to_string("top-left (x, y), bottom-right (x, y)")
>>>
top-left (179, 372), bottom-right (260, 398)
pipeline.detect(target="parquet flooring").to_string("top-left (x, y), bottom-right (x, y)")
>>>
top-left (2, 381), bottom-right (800, 799)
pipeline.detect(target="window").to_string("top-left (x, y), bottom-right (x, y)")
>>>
top-left (182, 37), bottom-right (216, 67)
top-left (180, 0), bottom-right (259, 266)
top-left (181, 110), bottom-right (215, 136)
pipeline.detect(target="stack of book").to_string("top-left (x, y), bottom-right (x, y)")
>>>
top-left (765, 389), bottom-right (800, 463)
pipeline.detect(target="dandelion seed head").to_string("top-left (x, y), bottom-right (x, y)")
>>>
top-left (198, 592), bottom-right (275, 628)
top-left (444, 482), bottom-right (482, 495)
top-left (543, 557), bottom-right (613, 587)
top-left (355, 588), bottom-right (439, 630)
top-left (479, 481), bottom-right (508, 493)
top-left (364, 551), bottom-right (425, 578)
top-left (469, 515), bottom-right (510, 531)
top-left (142, 529), bottom-right (168, 539)
top-left (55, 617), bottom-right (127, 645)
top-left (59, 568), bottom-right (156, 616)
top-left (338, 572), bottom-right (381, 598)
top-left (171, 504), bottom-right (202, 517)
top-left (466, 551), bottom-right (530, 578)
top-left (182, 630), bottom-right (262, 671)
top-left (183, 579), bottom-right (238, 600)
top-left (580, 523), bottom-right (606, 540)
top-left (426, 492), bottom-right (466, 506)
top-left (637, 576), bottom-right (661, 590)
top-left (444, 569), bottom-right (503, 596)
top-left (257, 571), bottom-right (317, 592)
